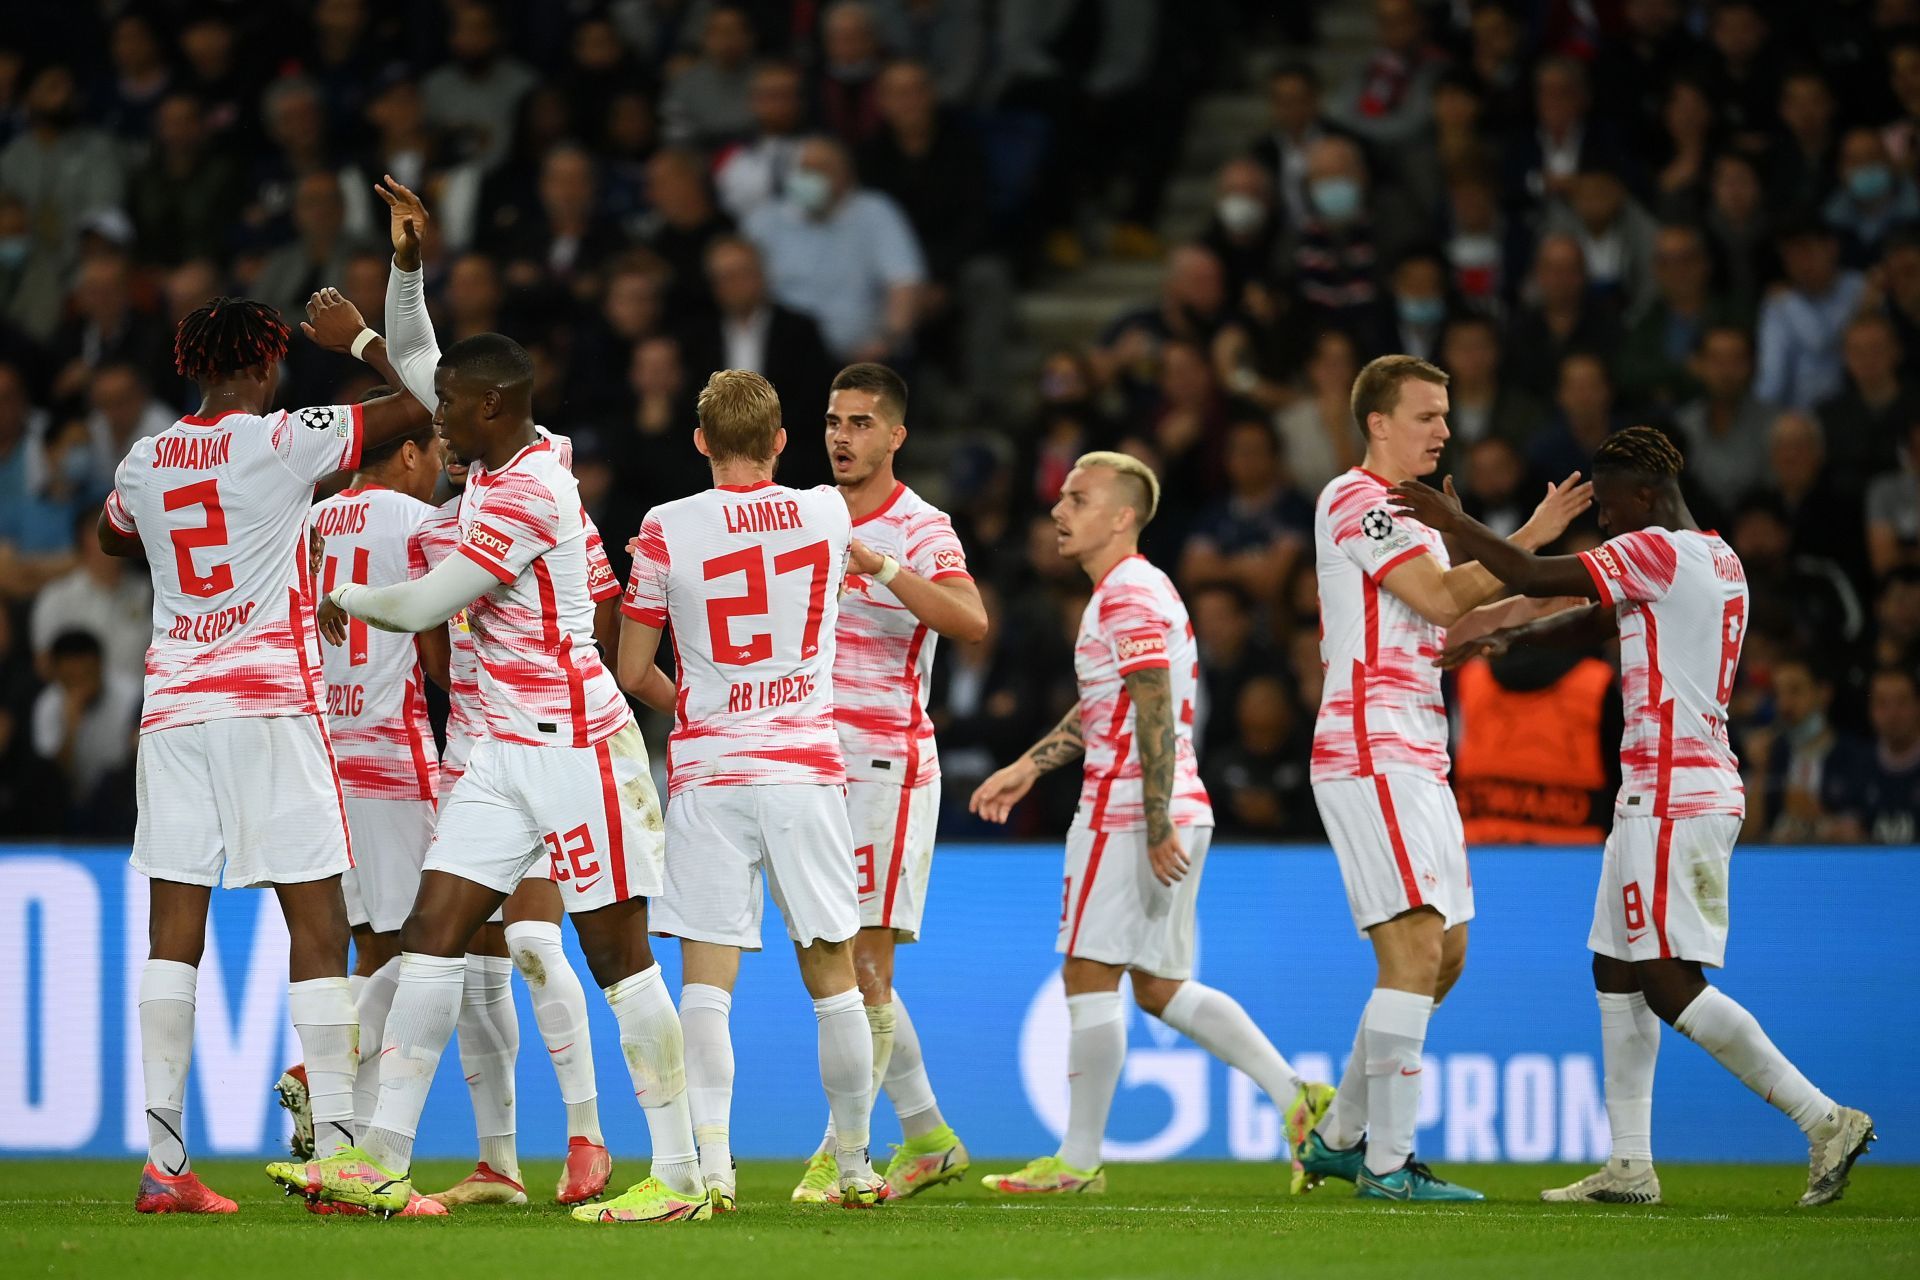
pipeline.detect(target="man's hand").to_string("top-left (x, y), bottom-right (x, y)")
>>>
top-left (1389, 475), bottom-right (1465, 533)
top-left (308, 529), bottom-right (326, 581)
top-left (848, 538), bottom-right (885, 577)
top-left (1516, 471), bottom-right (1593, 547)
top-left (970, 759), bottom-right (1038, 824)
top-left (301, 287), bottom-right (369, 353)
top-left (1147, 830), bottom-right (1190, 886)
top-left (1434, 628), bottom-right (1514, 670)
top-left (317, 594), bottom-right (350, 646)
top-left (375, 174), bottom-right (429, 270)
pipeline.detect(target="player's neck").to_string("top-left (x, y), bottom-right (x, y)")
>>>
top-left (1079, 539), bottom-right (1138, 585)
top-left (839, 464), bottom-right (899, 519)
top-left (479, 423), bottom-right (539, 471)
top-left (1358, 446), bottom-right (1413, 484)
top-left (195, 385), bottom-right (265, 418)
top-left (710, 457), bottom-right (777, 490)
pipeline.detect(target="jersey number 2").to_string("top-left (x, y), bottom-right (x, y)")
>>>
top-left (162, 479), bottom-right (234, 598)
top-left (703, 541), bottom-right (830, 666)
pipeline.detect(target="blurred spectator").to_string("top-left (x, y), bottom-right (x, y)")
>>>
top-left (1704, 150), bottom-right (1777, 313)
top-left (1877, 227), bottom-right (1920, 371)
top-left (31, 628), bottom-right (138, 815)
top-left (1505, 56), bottom-right (1616, 215)
top-left (1883, 35), bottom-right (1920, 172)
top-left (495, 145), bottom-right (628, 286)
top-left (682, 235), bottom-right (834, 487)
top-left (873, 0), bottom-right (985, 106)
top-left (0, 704), bottom-right (66, 835)
top-left (1545, 169), bottom-right (1658, 318)
top-left (1457, 436), bottom-right (1533, 537)
top-left (1140, 338), bottom-right (1225, 515)
top-left (1766, 411), bottom-right (1866, 578)
top-left (564, 257), bottom-right (667, 417)
top-left (1097, 244), bottom-right (1233, 416)
top-left (1769, 67), bottom-right (1837, 220)
top-left (1440, 314), bottom-right (1543, 460)
top-left (0, 190), bottom-right (64, 342)
top-left (663, 4), bottom-right (759, 148)
top-left (1203, 156), bottom-right (1285, 309)
top-left (1653, 77), bottom-right (1717, 217)
top-left (0, 64), bottom-right (125, 256)
top-left (1438, 169), bottom-right (1514, 316)
top-left (1382, 248), bottom-right (1449, 363)
top-left (341, 74), bottom-right (456, 244)
top-left (1015, 348), bottom-right (1111, 517)
top-left (1674, 325), bottom-right (1777, 512)
top-left (1250, 61), bottom-right (1356, 231)
top-left (817, 1), bottom-right (889, 146)
top-left (30, 506), bottom-right (149, 683)
top-left (129, 92), bottom-right (243, 267)
top-left (1454, 645), bottom-right (1620, 845)
top-left (1816, 312), bottom-right (1918, 492)
top-left (1700, 0), bottom-right (1780, 151)
top-left (1463, 0), bottom-right (1526, 123)
top-left (636, 147), bottom-right (735, 320)
top-left (1874, 569), bottom-right (1920, 669)
top-left (422, 1), bottom-right (539, 170)
top-left (442, 253), bottom-right (504, 342)
top-left (603, 334), bottom-right (712, 526)
top-left (1820, 665), bottom-right (1920, 843)
top-left (1178, 414), bottom-right (1309, 606)
top-left (1594, 0), bottom-right (1702, 160)
top-left (1867, 419), bottom-right (1920, 578)
top-left (1531, 351), bottom-right (1621, 481)
top-left (715, 61), bottom-right (809, 220)
top-left (177, 13), bottom-right (256, 146)
top-left (83, 362), bottom-right (169, 483)
top-left (1190, 581), bottom-right (1281, 754)
top-left (1293, 134), bottom-right (1412, 334)
top-left (1755, 219), bottom-right (1867, 410)
top-left (1614, 222), bottom-right (1742, 414)
top-left (1504, 233), bottom-right (1623, 400)
top-left (1401, 70), bottom-right (1492, 225)
top-left (1205, 674), bottom-right (1316, 838)
top-left (1744, 652), bottom-right (1857, 843)
top-left (242, 76), bottom-right (334, 249)
top-left (1734, 492), bottom-right (1866, 657)
top-left (98, 11), bottom-right (174, 141)
top-left (254, 171), bottom-right (368, 319)
top-left (1328, 0), bottom-right (1446, 156)
top-left (929, 581), bottom-right (1038, 829)
top-left (1275, 326), bottom-right (1362, 496)
top-left (1824, 127), bottom-right (1920, 270)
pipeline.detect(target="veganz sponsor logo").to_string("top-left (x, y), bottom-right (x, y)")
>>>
top-left (1116, 632), bottom-right (1167, 661)
top-left (1591, 545), bottom-right (1623, 579)
top-left (466, 522), bottom-right (514, 559)
top-left (935, 548), bottom-right (965, 571)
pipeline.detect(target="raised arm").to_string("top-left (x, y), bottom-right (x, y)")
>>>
top-left (849, 538), bottom-right (987, 642)
top-left (967, 702), bottom-right (1084, 824)
top-left (1390, 479), bottom-right (1604, 601)
top-left (1124, 665), bottom-right (1189, 886)
top-left (298, 288), bottom-right (432, 448)
top-left (377, 177), bottom-right (440, 409)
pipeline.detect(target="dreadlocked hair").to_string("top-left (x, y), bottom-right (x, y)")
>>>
top-left (173, 297), bottom-right (291, 385)
top-left (1592, 424), bottom-right (1684, 481)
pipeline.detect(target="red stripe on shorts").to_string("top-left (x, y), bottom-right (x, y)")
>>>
top-left (595, 737), bottom-right (628, 901)
top-left (880, 624), bottom-right (929, 927)
top-left (1066, 830), bottom-right (1110, 957)
top-left (1373, 774), bottom-right (1422, 909)
top-left (1652, 817), bottom-right (1673, 959)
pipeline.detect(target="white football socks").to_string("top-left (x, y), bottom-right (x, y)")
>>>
top-left (1361, 988), bottom-right (1433, 1176)
top-left (364, 952), bottom-right (466, 1173)
top-left (679, 982), bottom-right (735, 1188)
top-left (1319, 1016), bottom-right (1369, 1151)
top-left (457, 953), bottom-right (520, 1183)
top-left (351, 957), bottom-right (400, 1136)
top-left (1160, 981), bottom-right (1303, 1108)
top-left (884, 993), bottom-right (947, 1139)
top-left (1674, 987), bottom-right (1837, 1135)
top-left (504, 920), bottom-right (602, 1145)
top-left (1057, 990), bottom-right (1126, 1172)
top-left (814, 988), bottom-right (876, 1178)
top-left (288, 975), bottom-right (359, 1160)
top-left (138, 959), bottom-right (196, 1175)
top-left (1598, 991), bottom-right (1660, 1165)
top-left (815, 996), bottom-right (900, 1157)
top-left (605, 964), bottom-right (702, 1195)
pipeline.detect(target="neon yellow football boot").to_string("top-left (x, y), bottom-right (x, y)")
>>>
top-left (1287, 1082), bottom-right (1338, 1194)
top-left (882, 1125), bottom-right (970, 1199)
top-left (980, 1155), bottom-right (1105, 1195)
top-left (569, 1176), bottom-right (712, 1224)
top-left (266, 1146), bottom-right (410, 1214)
top-left (791, 1150), bottom-right (839, 1203)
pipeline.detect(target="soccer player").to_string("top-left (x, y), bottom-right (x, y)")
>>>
top-left (1297, 355), bottom-right (1589, 1202)
top-left (788, 363), bottom-right (986, 1203)
top-left (618, 368), bottom-right (887, 1210)
top-left (968, 452), bottom-right (1330, 1195)
top-left (1393, 425), bottom-right (1876, 1209)
top-left (266, 181), bottom-right (707, 1225)
top-left (101, 294), bottom-right (433, 1213)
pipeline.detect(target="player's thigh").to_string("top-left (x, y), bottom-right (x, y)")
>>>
top-left (654, 786), bottom-right (767, 949)
top-left (1316, 774), bottom-right (1465, 937)
top-left (207, 715), bottom-right (351, 888)
top-left (1652, 814), bottom-right (1737, 968)
top-left (503, 874), bottom-right (564, 925)
top-left (1058, 822), bottom-right (1168, 973)
top-left (341, 797), bottom-right (434, 935)
top-left (424, 743), bottom-right (546, 897)
top-left (507, 731), bottom-right (664, 915)
top-left (1134, 824), bottom-right (1212, 982)
top-left (763, 785), bottom-right (861, 948)
top-left (131, 723), bottom-right (224, 888)
top-left (1587, 821), bottom-right (1636, 962)
top-left (848, 777), bottom-right (939, 941)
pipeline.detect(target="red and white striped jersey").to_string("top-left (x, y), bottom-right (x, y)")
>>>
top-left (105, 403), bottom-right (364, 733)
top-left (623, 480), bottom-right (851, 795)
top-left (1310, 468), bottom-right (1452, 785)
top-left (313, 485), bottom-right (437, 800)
top-left (1578, 527), bottom-right (1747, 818)
top-left (408, 498), bottom-right (481, 772)
top-left (1073, 555), bottom-right (1212, 833)
top-left (834, 483), bottom-right (971, 787)
top-left (457, 437), bottom-right (628, 748)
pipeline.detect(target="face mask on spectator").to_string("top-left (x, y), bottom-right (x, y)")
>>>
top-left (1216, 193), bottom-right (1267, 235)
top-left (1784, 710), bottom-right (1829, 747)
top-left (1309, 176), bottom-right (1362, 222)
top-left (0, 236), bottom-right (27, 269)
top-left (788, 169), bottom-right (833, 215)
top-left (1849, 164), bottom-right (1894, 203)
top-left (1397, 294), bottom-right (1445, 328)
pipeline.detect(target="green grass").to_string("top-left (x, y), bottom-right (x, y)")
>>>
top-left (4, 1159), bottom-right (1916, 1279)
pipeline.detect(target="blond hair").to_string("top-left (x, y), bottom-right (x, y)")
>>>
top-left (696, 368), bottom-right (783, 462)
top-left (1074, 450), bottom-right (1161, 527)
top-left (1349, 354), bottom-right (1449, 440)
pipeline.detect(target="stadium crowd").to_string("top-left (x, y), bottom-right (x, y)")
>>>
top-left (0, 0), bottom-right (1915, 846)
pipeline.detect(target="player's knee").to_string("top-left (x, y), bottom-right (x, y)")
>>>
top-left (1633, 962), bottom-right (1705, 1026)
top-left (854, 960), bottom-right (891, 1004)
top-left (397, 907), bottom-right (465, 959)
top-left (1131, 976), bottom-right (1180, 1017)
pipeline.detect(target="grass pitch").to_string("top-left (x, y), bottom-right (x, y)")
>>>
top-left (3, 1158), bottom-right (1915, 1279)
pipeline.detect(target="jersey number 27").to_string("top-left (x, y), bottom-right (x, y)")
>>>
top-left (703, 542), bottom-right (830, 666)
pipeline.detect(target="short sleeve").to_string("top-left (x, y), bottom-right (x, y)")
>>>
top-left (104, 451), bottom-right (140, 536)
top-left (1100, 583), bottom-right (1172, 676)
top-left (1578, 530), bottom-right (1678, 607)
top-left (904, 509), bottom-right (970, 582)
top-left (458, 473), bottom-right (559, 585)
top-left (272, 403), bottom-right (365, 483)
top-left (621, 511), bottom-right (670, 627)
top-left (582, 510), bottom-right (621, 602)
top-left (1328, 481), bottom-right (1426, 581)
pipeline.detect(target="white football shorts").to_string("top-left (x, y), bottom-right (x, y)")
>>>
top-left (1589, 813), bottom-right (1739, 968)
top-left (1315, 773), bottom-right (1474, 936)
top-left (1056, 819), bottom-right (1213, 980)
top-left (848, 777), bottom-right (940, 941)
top-left (425, 721), bottom-right (665, 914)
top-left (340, 797), bottom-right (435, 933)
top-left (652, 783), bottom-right (859, 950)
top-left (132, 715), bottom-right (351, 889)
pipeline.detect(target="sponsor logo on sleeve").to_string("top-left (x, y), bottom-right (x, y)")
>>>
top-left (1116, 630), bottom-right (1168, 662)
top-left (466, 521), bottom-right (514, 560)
top-left (934, 548), bottom-right (966, 571)
top-left (589, 561), bottom-right (616, 589)
top-left (1591, 544), bottom-right (1624, 579)
top-left (1361, 508), bottom-right (1395, 540)
top-left (298, 405), bottom-right (345, 435)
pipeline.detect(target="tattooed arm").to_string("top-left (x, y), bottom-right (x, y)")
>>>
top-left (968, 702), bottom-right (1084, 824)
top-left (1124, 666), bottom-right (1190, 885)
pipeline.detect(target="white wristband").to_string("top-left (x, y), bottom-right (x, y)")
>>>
top-left (329, 584), bottom-right (357, 611)
top-left (349, 328), bottom-right (379, 361)
top-left (874, 554), bottom-right (901, 586)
